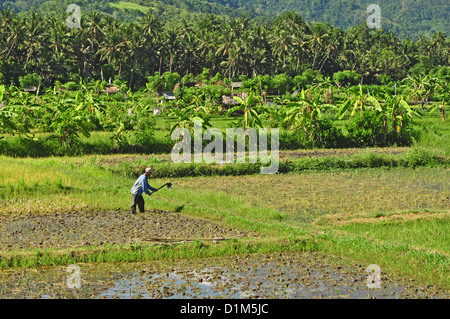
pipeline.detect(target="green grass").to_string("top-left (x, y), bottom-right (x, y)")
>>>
top-left (338, 217), bottom-right (449, 255)
top-left (109, 1), bottom-right (154, 14)
top-left (314, 231), bottom-right (448, 287)
top-left (0, 238), bottom-right (318, 269)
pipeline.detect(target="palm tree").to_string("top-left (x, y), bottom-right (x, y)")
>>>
top-left (3, 13), bottom-right (24, 61)
top-left (198, 29), bottom-right (219, 74)
top-left (270, 27), bottom-right (293, 69)
top-left (280, 11), bottom-right (306, 34)
top-left (308, 24), bottom-right (329, 70)
top-left (247, 25), bottom-right (269, 74)
top-left (317, 28), bottom-right (342, 73)
top-left (121, 23), bottom-right (145, 89)
top-left (47, 17), bottom-right (72, 81)
top-left (162, 27), bottom-right (180, 73)
top-left (291, 31), bottom-right (308, 72)
top-left (140, 13), bottom-right (162, 40)
top-left (220, 47), bottom-right (239, 80)
top-left (82, 11), bottom-right (104, 78)
top-left (23, 12), bottom-right (47, 71)
top-left (180, 32), bottom-right (199, 75)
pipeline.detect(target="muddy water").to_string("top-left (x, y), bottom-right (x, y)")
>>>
top-left (0, 252), bottom-right (447, 299)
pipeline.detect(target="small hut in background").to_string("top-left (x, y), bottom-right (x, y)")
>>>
top-left (163, 92), bottom-right (176, 100)
top-left (23, 86), bottom-right (37, 93)
top-left (221, 95), bottom-right (240, 114)
top-left (230, 82), bottom-right (242, 91)
top-left (214, 80), bottom-right (228, 87)
top-left (103, 85), bottom-right (119, 95)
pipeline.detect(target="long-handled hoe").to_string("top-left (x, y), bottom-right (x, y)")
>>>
top-left (148, 182), bottom-right (173, 196)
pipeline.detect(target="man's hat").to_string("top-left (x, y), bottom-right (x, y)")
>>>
top-left (145, 168), bottom-right (153, 174)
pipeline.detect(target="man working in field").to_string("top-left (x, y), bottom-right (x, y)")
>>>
top-left (130, 168), bottom-right (157, 214)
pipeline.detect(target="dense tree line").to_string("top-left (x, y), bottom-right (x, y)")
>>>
top-left (0, 9), bottom-right (449, 90)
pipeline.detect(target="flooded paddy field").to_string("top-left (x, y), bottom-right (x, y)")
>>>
top-left (0, 210), bottom-right (251, 251)
top-left (0, 252), bottom-right (447, 299)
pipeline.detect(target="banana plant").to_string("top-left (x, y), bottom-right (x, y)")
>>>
top-left (260, 100), bottom-right (291, 129)
top-left (402, 74), bottom-right (437, 110)
top-left (337, 84), bottom-right (380, 119)
top-left (284, 89), bottom-right (335, 142)
top-left (169, 103), bottom-right (212, 136)
top-left (430, 79), bottom-right (449, 121)
top-left (0, 85), bottom-right (16, 137)
top-left (111, 121), bottom-right (130, 150)
top-left (48, 97), bottom-right (91, 147)
top-left (225, 92), bottom-right (263, 130)
top-left (81, 89), bottom-right (107, 130)
top-left (7, 87), bottom-right (47, 139)
top-left (286, 89), bottom-right (335, 122)
top-left (373, 91), bottom-right (422, 144)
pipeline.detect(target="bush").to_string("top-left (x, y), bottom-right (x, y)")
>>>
top-left (181, 73), bottom-right (195, 85)
top-left (316, 118), bottom-right (348, 148)
top-left (107, 150), bottom-right (448, 179)
top-left (242, 75), bottom-right (271, 92)
top-left (270, 73), bottom-right (291, 94)
top-left (292, 69), bottom-right (321, 89)
top-left (201, 68), bottom-right (210, 83)
top-left (436, 66), bottom-right (450, 82)
top-left (379, 74), bottom-right (393, 86)
top-left (282, 118), bottom-right (348, 149)
top-left (134, 115), bottom-right (156, 146)
top-left (409, 56), bottom-right (436, 77)
top-left (211, 72), bottom-right (223, 83)
top-left (64, 81), bottom-right (80, 91)
top-left (404, 148), bottom-right (439, 168)
top-left (333, 70), bottom-right (361, 87)
top-left (300, 118), bottom-right (347, 148)
top-left (346, 110), bottom-right (417, 147)
top-left (163, 72), bottom-right (180, 91)
top-left (346, 111), bottom-right (386, 147)
top-left (19, 73), bottom-right (41, 89)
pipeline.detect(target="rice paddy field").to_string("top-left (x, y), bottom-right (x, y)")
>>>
top-left (0, 143), bottom-right (448, 299)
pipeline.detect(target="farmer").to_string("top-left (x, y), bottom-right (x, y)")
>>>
top-left (130, 168), bottom-right (157, 214)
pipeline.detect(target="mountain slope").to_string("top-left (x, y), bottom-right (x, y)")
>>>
top-left (2, 0), bottom-right (448, 39)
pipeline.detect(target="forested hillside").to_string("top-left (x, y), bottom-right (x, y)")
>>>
top-left (2, 0), bottom-right (448, 39)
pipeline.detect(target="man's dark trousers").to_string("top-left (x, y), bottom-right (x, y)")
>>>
top-left (131, 194), bottom-right (145, 214)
